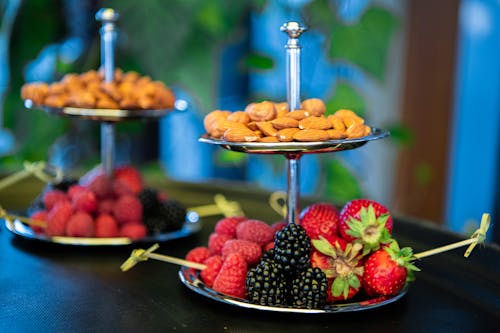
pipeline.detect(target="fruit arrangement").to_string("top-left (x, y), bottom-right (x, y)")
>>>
top-left (24, 165), bottom-right (186, 239)
top-left (203, 98), bottom-right (372, 143)
top-left (21, 68), bottom-right (175, 110)
top-left (181, 199), bottom-right (419, 309)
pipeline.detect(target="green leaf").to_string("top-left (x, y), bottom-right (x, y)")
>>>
top-left (348, 274), bottom-right (360, 289)
top-left (312, 238), bottom-right (336, 257)
top-left (328, 7), bottom-right (399, 81)
top-left (324, 83), bottom-right (366, 118)
top-left (324, 159), bottom-right (363, 203)
top-left (331, 277), bottom-right (347, 297)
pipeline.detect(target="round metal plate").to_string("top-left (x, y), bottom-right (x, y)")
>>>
top-left (199, 127), bottom-right (389, 154)
top-left (179, 267), bottom-right (408, 313)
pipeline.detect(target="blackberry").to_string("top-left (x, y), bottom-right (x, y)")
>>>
top-left (157, 199), bottom-right (186, 231)
top-left (273, 223), bottom-right (311, 276)
top-left (138, 188), bottom-right (160, 215)
top-left (261, 248), bottom-right (275, 263)
top-left (143, 216), bottom-right (169, 235)
top-left (246, 260), bottom-right (287, 306)
top-left (290, 267), bottom-right (328, 309)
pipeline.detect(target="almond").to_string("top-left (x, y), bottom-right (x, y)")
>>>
top-left (227, 111), bottom-right (250, 125)
top-left (293, 129), bottom-right (330, 142)
top-left (271, 117), bottom-right (299, 130)
top-left (255, 121), bottom-right (278, 137)
top-left (346, 123), bottom-right (366, 138)
top-left (327, 129), bottom-right (346, 140)
top-left (245, 101), bottom-right (277, 121)
top-left (210, 119), bottom-right (247, 138)
top-left (274, 102), bottom-right (289, 118)
top-left (277, 128), bottom-right (300, 142)
top-left (247, 121), bottom-right (258, 131)
top-left (343, 115), bottom-right (364, 128)
top-left (223, 127), bottom-right (260, 142)
top-left (327, 115), bottom-right (346, 131)
top-left (261, 136), bottom-right (280, 143)
top-left (204, 110), bottom-right (230, 133)
top-left (363, 125), bottom-right (372, 136)
top-left (301, 98), bottom-right (326, 116)
top-left (298, 116), bottom-right (332, 130)
top-left (286, 109), bottom-right (310, 120)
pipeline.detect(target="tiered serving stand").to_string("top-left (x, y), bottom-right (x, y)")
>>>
top-left (180, 22), bottom-right (399, 313)
top-left (6, 8), bottom-right (201, 245)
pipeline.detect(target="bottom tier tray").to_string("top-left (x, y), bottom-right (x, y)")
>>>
top-left (179, 267), bottom-right (408, 314)
top-left (4, 216), bottom-right (201, 246)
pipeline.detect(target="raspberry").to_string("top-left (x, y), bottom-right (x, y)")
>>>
top-left (95, 213), bottom-right (119, 237)
top-left (208, 233), bottom-right (232, 255)
top-left (221, 239), bottom-right (262, 266)
top-left (87, 174), bottom-right (113, 199)
top-left (114, 165), bottom-right (143, 194)
top-left (46, 201), bottom-right (73, 236)
top-left (263, 241), bottom-right (274, 252)
top-left (66, 212), bottom-right (95, 237)
top-left (112, 179), bottom-right (134, 198)
top-left (235, 219), bottom-right (274, 247)
top-left (98, 199), bottom-right (115, 214)
top-left (30, 210), bottom-right (48, 234)
top-left (67, 184), bottom-right (86, 200)
top-left (200, 255), bottom-right (223, 288)
top-left (212, 253), bottom-right (248, 298)
top-left (271, 221), bottom-right (287, 235)
top-left (72, 189), bottom-right (98, 214)
top-left (120, 223), bottom-right (147, 240)
top-left (299, 202), bottom-right (340, 240)
top-left (112, 195), bottom-right (143, 225)
top-left (43, 190), bottom-right (69, 211)
top-left (185, 246), bottom-right (210, 264)
top-left (214, 216), bottom-right (247, 237)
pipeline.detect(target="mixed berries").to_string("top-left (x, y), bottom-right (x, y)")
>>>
top-left (27, 165), bottom-right (186, 239)
top-left (185, 199), bottom-right (418, 309)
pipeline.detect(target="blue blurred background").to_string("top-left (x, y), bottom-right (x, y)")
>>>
top-left (0, 0), bottom-right (498, 242)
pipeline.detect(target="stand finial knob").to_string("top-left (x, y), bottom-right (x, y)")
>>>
top-left (95, 8), bottom-right (119, 23)
top-left (280, 22), bottom-right (307, 40)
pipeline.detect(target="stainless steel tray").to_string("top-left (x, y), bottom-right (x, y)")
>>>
top-left (179, 267), bottom-right (408, 313)
top-left (199, 127), bottom-right (389, 154)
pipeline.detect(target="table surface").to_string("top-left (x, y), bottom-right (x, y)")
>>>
top-left (0, 178), bottom-right (499, 332)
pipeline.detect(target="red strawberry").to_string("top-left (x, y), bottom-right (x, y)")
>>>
top-left (95, 213), bottom-right (119, 237)
top-left (214, 216), bottom-right (247, 237)
top-left (235, 219), bottom-right (274, 247)
top-left (362, 240), bottom-right (419, 296)
top-left (339, 199), bottom-right (393, 254)
top-left (200, 255), bottom-right (223, 288)
top-left (43, 190), bottom-right (69, 211)
top-left (66, 212), bottom-right (95, 237)
top-left (185, 246), bottom-right (211, 264)
top-left (120, 223), bottom-right (147, 240)
top-left (113, 195), bottom-right (143, 225)
top-left (46, 201), bottom-right (73, 236)
top-left (212, 253), bottom-right (248, 298)
top-left (299, 202), bottom-right (340, 240)
top-left (114, 165), bottom-right (143, 194)
top-left (208, 233), bottom-right (233, 255)
top-left (221, 239), bottom-right (262, 265)
top-left (311, 237), bottom-right (364, 302)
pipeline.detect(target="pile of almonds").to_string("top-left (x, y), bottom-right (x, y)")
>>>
top-left (204, 98), bottom-right (371, 142)
top-left (21, 68), bottom-right (175, 110)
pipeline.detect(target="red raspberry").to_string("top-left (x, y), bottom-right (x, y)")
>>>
top-left (157, 191), bottom-right (168, 202)
top-left (200, 255), bottom-right (223, 288)
top-left (120, 223), bottom-right (147, 240)
top-left (212, 253), bottom-right (247, 298)
top-left (112, 195), bottom-right (143, 225)
top-left (46, 201), bottom-right (73, 236)
top-left (30, 210), bottom-right (48, 234)
top-left (299, 202), bottom-right (340, 240)
top-left (43, 190), bottom-right (69, 211)
top-left (114, 165), bottom-right (143, 194)
top-left (95, 213), bottom-right (119, 237)
top-left (185, 246), bottom-right (210, 264)
top-left (66, 211), bottom-right (95, 237)
top-left (67, 184), bottom-right (86, 200)
top-left (208, 233), bottom-right (232, 255)
top-left (235, 219), bottom-right (274, 247)
top-left (72, 189), bottom-right (98, 214)
top-left (271, 221), bottom-right (287, 235)
top-left (214, 216), bottom-right (247, 237)
top-left (263, 241), bottom-right (274, 252)
top-left (112, 179), bottom-right (134, 198)
top-left (98, 199), bottom-right (115, 214)
top-left (221, 239), bottom-right (262, 265)
top-left (87, 174), bottom-right (113, 199)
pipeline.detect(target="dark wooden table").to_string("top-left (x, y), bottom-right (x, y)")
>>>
top-left (0, 178), bottom-right (499, 332)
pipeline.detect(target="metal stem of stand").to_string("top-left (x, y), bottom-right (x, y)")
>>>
top-left (96, 8), bottom-right (119, 176)
top-left (281, 22), bottom-right (307, 225)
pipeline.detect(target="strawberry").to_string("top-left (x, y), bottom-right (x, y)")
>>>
top-left (299, 202), bottom-right (340, 240)
top-left (362, 240), bottom-right (419, 296)
top-left (338, 199), bottom-right (393, 254)
top-left (311, 237), bottom-right (364, 302)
